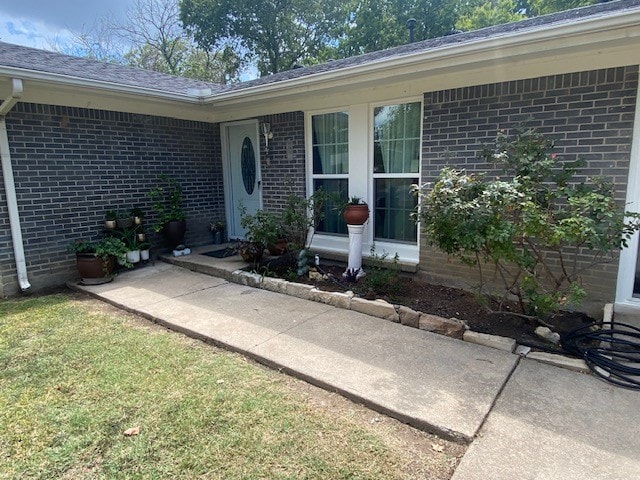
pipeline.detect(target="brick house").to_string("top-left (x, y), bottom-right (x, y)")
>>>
top-left (1, 1), bottom-right (640, 316)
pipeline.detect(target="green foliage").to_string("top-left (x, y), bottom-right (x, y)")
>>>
top-left (456, 0), bottom-right (526, 31)
top-left (240, 207), bottom-right (280, 249)
top-left (281, 187), bottom-right (329, 252)
top-left (522, 0), bottom-right (596, 16)
top-left (363, 245), bottom-right (401, 296)
top-left (415, 127), bottom-right (640, 319)
top-left (67, 237), bottom-right (132, 269)
top-left (180, 0), bottom-right (341, 75)
top-left (147, 174), bottom-right (186, 232)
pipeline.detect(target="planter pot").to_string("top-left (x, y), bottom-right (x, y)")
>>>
top-left (134, 216), bottom-right (143, 225)
top-left (104, 220), bottom-right (116, 230)
top-left (343, 205), bottom-right (369, 225)
top-left (76, 253), bottom-right (115, 284)
top-left (238, 243), bottom-right (263, 264)
top-left (212, 230), bottom-right (223, 244)
top-left (163, 219), bottom-right (187, 249)
top-left (267, 238), bottom-right (288, 256)
top-left (126, 250), bottom-right (141, 263)
top-left (116, 217), bottom-right (134, 229)
top-left (140, 249), bottom-right (150, 261)
top-left (137, 233), bottom-right (146, 242)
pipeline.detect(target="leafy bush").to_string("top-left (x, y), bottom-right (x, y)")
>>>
top-left (147, 174), bottom-right (185, 232)
top-left (414, 127), bottom-right (640, 320)
top-left (363, 245), bottom-right (401, 296)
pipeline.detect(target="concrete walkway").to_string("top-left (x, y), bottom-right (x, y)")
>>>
top-left (72, 263), bottom-right (640, 479)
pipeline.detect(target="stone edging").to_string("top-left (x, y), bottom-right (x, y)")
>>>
top-left (231, 269), bottom-right (595, 374)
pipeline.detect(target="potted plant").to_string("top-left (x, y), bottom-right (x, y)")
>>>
top-left (116, 210), bottom-right (134, 229)
top-left (239, 207), bottom-right (280, 264)
top-left (67, 237), bottom-right (131, 283)
top-left (131, 207), bottom-right (144, 225)
top-left (104, 210), bottom-right (117, 230)
top-left (342, 196), bottom-right (369, 225)
top-left (209, 220), bottom-right (226, 244)
top-left (139, 242), bottom-right (151, 261)
top-left (148, 174), bottom-right (187, 249)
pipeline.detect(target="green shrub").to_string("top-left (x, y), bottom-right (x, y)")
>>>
top-left (414, 127), bottom-right (640, 320)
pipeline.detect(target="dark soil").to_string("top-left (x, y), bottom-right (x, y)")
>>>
top-left (262, 257), bottom-right (595, 354)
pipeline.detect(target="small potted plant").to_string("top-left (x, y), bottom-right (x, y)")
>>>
top-left (139, 242), bottom-right (151, 261)
top-left (67, 237), bottom-right (131, 283)
top-left (148, 174), bottom-right (187, 249)
top-left (209, 220), bottom-right (226, 244)
top-left (104, 210), bottom-right (117, 230)
top-left (342, 196), bottom-right (369, 225)
top-left (131, 207), bottom-right (144, 225)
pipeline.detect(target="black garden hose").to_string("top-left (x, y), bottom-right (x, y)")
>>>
top-left (561, 322), bottom-right (640, 390)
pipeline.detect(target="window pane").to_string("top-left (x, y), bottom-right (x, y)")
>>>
top-left (312, 112), bottom-right (349, 175)
top-left (373, 103), bottom-right (420, 174)
top-left (314, 179), bottom-right (348, 235)
top-left (374, 178), bottom-right (418, 242)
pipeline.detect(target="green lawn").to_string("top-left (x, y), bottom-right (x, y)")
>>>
top-left (0, 293), bottom-right (460, 479)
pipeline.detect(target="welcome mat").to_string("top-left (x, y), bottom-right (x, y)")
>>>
top-left (202, 248), bottom-right (237, 259)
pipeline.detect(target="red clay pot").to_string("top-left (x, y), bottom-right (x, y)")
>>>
top-left (342, 204), bottom-right (369, 225)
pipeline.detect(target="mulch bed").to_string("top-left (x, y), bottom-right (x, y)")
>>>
top-left (261, 257), bottom-right (595, 353)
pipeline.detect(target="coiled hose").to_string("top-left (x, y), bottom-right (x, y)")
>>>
top-left (562, 322), bottom-right (640, 390)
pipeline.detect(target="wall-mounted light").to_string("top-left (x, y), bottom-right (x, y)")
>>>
top-left (261, 122), bottom-right (273, 155)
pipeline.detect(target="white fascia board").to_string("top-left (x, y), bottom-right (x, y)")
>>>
top-left (0, 65), bottom-right (205, 104)
top-left (206, 9), bottom-right (640, 107)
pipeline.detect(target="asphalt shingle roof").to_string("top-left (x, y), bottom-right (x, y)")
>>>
top-left (0, 0), bottom-right (637, 97)
top-left (0, 42), bottom-right (224, 96)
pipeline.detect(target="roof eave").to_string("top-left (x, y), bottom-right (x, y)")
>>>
top-left (0, 65), bottom-right (204, 104)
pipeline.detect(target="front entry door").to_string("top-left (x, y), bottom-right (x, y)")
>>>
top-left (223, 120), bottom-right (262, 239)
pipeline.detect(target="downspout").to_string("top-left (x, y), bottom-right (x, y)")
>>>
top-left (0, 78), bottom-right (30, 291)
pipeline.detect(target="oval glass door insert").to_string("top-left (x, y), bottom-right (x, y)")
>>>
top-left (241, 137), bottom-right (256, 195)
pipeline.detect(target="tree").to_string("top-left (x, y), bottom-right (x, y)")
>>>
top-left (179, 0), bottom-right (342, 76)
top-left (456, 0), bottom-right (526, 31)
top-left (330, 0), bottom-right (469, 57)
top-left (116, 0), bottom-right (240, 82)
top-left (522, 0), bottom-right (597, 16)
top-left (52, 0), bottom-right (240, 83)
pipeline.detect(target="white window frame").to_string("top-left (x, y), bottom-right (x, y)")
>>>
top-left (306, 98), bottom-right (422, 264)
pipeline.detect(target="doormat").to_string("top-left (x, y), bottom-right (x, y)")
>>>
top-left (202, 248), bottom-right (237, 259)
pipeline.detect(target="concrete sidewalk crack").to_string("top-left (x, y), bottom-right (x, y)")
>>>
top-left (472, 355), bottom-right (521, 440)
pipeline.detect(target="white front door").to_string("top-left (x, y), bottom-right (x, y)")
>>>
top-left (222, 120), bottom-right (262, 239)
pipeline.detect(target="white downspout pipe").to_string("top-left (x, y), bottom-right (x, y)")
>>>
top-left (0, 78), bottom-right (30, 291)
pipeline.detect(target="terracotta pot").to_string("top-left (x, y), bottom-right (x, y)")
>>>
top-left (76, 253), bottom-right (115, 282)
top-left (163, 219), bottom-right (187, 249)
top-left (267, 238), bottom-right (288, 256)
top-left (343, 204), bottom-right (369, 225)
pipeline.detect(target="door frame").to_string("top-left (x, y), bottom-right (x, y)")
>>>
top-left (220, 119), bottom-right (263, 240)
top-left (615, 66), bottom-right (640, 311)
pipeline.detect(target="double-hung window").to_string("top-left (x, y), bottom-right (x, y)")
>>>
top-left (372, 102), bottom-right (420, 243)
top-left (311, 111), bottom-right (349, 234)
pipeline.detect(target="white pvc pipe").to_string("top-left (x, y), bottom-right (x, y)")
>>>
top-left (0, 78), bottom-right (30, 291)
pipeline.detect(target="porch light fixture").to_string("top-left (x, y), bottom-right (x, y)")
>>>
top-left (261, 122), bottom-right (273, 155)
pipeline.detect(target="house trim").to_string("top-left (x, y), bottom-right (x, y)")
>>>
top-left (615, 65), bottom-right (640, 311)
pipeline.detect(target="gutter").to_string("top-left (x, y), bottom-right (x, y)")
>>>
top-left (0, 78), bottom-right (30, 291)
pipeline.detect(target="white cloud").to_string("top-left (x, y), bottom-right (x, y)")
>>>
top-left (0, 14), bottom-right (75, 49)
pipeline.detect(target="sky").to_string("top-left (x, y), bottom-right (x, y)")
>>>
top-left (0, 0), bottom-right (131, 50)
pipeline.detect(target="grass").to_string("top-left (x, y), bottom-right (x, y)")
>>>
top-left (0, 293), bottom-right (461, 479)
